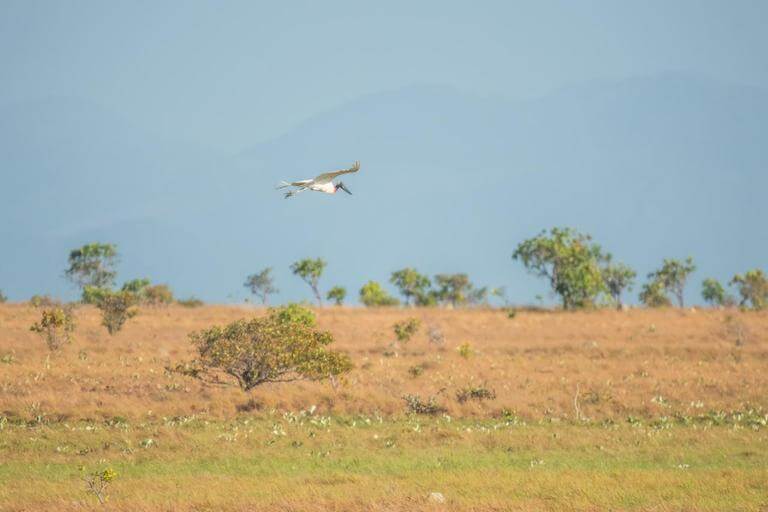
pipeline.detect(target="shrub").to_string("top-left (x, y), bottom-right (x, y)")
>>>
top-left (403, 394), bottom-right (447, 415)
top-left (30, 306), bottom-right (76, 350)
top-left (730, 269), bottom-right (768, 310)
top-left (359, 281), bottom-right (399, 307)
top-left (326, 286), bottom-right (347, 306)
top-left (82, 467), bottom-right (117, 504)
top-left (456, 385), bottom-right (496, 403)
top-left (29, 294), bottom-right (56, 308)
top-left (81, 286), bottom-right (111, 305)
top-left (513, 227), bottom-right (606, 309)
top-left (121, 278), bottom-right (151, 294)
top-left (143, 284), bottom-right (174, 306)
top-left (639, 279), bottom-right (672, 308)
top-left (96, 291), bottom-right (138, 335)
top-left (701, 278), bottom-right (733, 307)
top-left (433, 273), bottom-right (474, 307)
top-left (244, 268), bottom-right (278, 305)
top-left (189, 304), bottom-right (351, 391)
top-left (393, 317), bottom-right (420, 343)
top-left (408, 365), bottom-right (424, 377)
top-left (601, 257), bottom-right (636, 309)
top-left (457, 342), bottom-right (473, 359)
top-left (178, 297), bottom-right (204, 308)
top-left (0, 290), bottom-right (6, 303)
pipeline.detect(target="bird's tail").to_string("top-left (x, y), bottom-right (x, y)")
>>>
top-left (276, 181), bottom-right (291, 190)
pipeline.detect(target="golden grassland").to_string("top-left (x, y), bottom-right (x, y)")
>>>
top-left (1, 304), bottom-right (767, 511)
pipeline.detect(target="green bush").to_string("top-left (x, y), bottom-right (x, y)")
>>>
top-left (143, 284), bottom-right (174, 306)
top-left (189, 304), bottom-right (351, 391)
top-left (82, 286), bottom-right (111, 305)
top-left (403, 394), bottom-right (447, 415)
top-left (456, 385), bottom-right (496, 403)
top-left (393, 317), bottom-right (420, 343)
top-left (359, 281), bottom-right (399, 307)
top-left (701, 278), bottom-right (733, 307)
top-left (326, 286), bottom-right (347, 306)
top-left (177, 297), bottom-right (204, 308)
top-left (644, 258), bottom-right (696, 308)
top-left (390, 268), bottom-right (431, 306)
top-left (0, 290), bottom-right (6, 303)
top-left (96, 291), bottom-right (138, 335)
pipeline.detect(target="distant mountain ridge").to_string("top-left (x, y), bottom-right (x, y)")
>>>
top-left (1, 74), bottom-right (766, 304)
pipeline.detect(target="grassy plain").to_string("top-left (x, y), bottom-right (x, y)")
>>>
top-left (1, 304), bottom-right (767, 510)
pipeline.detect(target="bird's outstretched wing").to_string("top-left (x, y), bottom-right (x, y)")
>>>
top-left (312, 161), bottom-right (360, 184)
top-left (276, 179), bottom-right (313, 189)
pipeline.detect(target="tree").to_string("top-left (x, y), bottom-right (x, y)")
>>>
top-left (359, 281), bottom-right (399, 307)
top-left (0, 290), bottom-right (6, 303)
top-left (290, 258), bottom-right (326, 305)
top-left (701, 278), bottom-right (733, 307)
top-left (65, 243), bottom-right (118, 294)
top-left (189, 304), bottom-right (352, 391)
top-left (326, 286), bottom-right (347, 306)
top-left (730, 269), bottom-right (768, 310)
top-left (601, 257), bottom-right (636, 309)
top-left (512, 228), bottom-right (606, 310)
top-left (646, 257), bottom-right (696, 308)
top-left (143, 284), bottom-right (174, 306)
top-left (390, 268), bottom-right (431, 306)
top-left (96, 291), bottom-right (138, 335)
top-left (244, 268), bottom-right (278, 306)
top-left (433, 273), bottom-right (474, 308)
top-left (121, 278), bottom-right (151, 295)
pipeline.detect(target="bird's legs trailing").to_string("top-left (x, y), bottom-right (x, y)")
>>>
top-left (284, 187), bottom-right (309, 199)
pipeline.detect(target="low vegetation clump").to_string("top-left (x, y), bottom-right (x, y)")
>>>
top-left (188, 304), bottom-right (352, 391)
top-left (177, 297), bottom-right (204, 307)
top-left (326, 286), bottom-right (347, 306)
top-left (96, 291), bottom-right (138, 335)
top-left (457, 342), bottom-right (473, 359)
top-left (402, 394), bottom-right (447, 415)
top-left (82, 467), bottom-right (117, 504)
top-left (393, 317), bottom-right (420, 343)
top-left (30, 305), bottom-right (76, 350)
top-left (359, 281), bottom-right (399, 307)
top-left (456, 384), bottom-right (496, 403)
top-left (0, 289), bottom-right (6, 303)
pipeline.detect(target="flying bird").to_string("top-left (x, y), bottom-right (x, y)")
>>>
top-left (277, 161), bottom-right (360, 199)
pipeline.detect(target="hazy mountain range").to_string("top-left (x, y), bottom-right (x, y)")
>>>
top-left (1, 72), bottom-right (766, 304)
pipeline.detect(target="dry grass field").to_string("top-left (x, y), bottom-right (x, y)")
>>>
top-left (1, 304), bottom-right (767, 510)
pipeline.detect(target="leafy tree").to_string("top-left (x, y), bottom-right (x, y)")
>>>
top-left (244, 268), bottom-right (278, 306)
top-left (646, 257), bottom-right (696, 308)
top-left (433, 273), bottom-right (474, 308)
top-left (468, 286), bottom-right (489, 306)
top-left (601, 257), bottom-right (636, 309)
top-left (290, 258), bottom-right (326, 305)
top-left (326, 286), bottom-right (347, 306)
top-left (96, 291), bottom-right (138, 335)
top-left (359, 281), bottom-right (399, 307)
top-left (639, 279), bottom-right (672, 307)
top-left (189, 304), bottom-right (352, 391)
top-left (30, 305), bottom-right (76, 351)
top-left (390, 268), bottom-right (431, 306)
top-left (512, 228), bottom-right (606, 309)
top-left (730, 269), bottom-right (768, 310)
top-left (701, 278), bottom-right (733, 307)
top-left (121, 278), bottom-right (151, 294)
top-left (65, 243), bottom-right (118, 293)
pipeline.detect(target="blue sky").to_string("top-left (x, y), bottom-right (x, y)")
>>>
top-left (0, 1), bottom-right (766, 305)
top-left (2, 1), bottom-right (767, 150)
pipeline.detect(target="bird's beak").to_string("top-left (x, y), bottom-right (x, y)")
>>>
top-left (339, 183), bottom-right (352, 195)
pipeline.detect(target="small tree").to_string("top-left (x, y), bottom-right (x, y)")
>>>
top-left (30, 306), bottom-right (76, 351)
top-left (639, 279), bottom-right (672, 308)
top-left (513, 228), bottom-right (606, 309)
top-left (65, 243), bottom-right (118, 295)
top-left (96, 291), bottom-right (138, 335)
top-left (601, 258), bottom-right (636, 310)
top-left (646, 257), bottom-right (696, 308)
top-left (359, 281), bottom-right (399, 307)
top-left (121, 278), bottom-right (151, 295)
top-left (326, 286), bottom-right (347, 306)
top-left (290, 258), bottom-right (326, 305)
top-left (433, 273), bottom-right (474, 308)
top-left (730, 269), bottom-right (768, 310)
top-left (189, 304), bottom-right (352, 391)
top-left (144, 284), bottom-right (174, 306)
top-left (244, 268), bottom-right (278, 306)
top-left (0, 289), bottom-right (6, 303)
top-left (390, 268), bottom-right (431, 306)
top-left (701, 278), bottom-right (733, 307)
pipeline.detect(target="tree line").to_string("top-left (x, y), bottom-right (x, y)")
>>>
top-left (1, 229), bottom-right (765, 311)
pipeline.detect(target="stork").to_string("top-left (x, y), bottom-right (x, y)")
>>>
top-left (277, 161), bottom-right (360, 199)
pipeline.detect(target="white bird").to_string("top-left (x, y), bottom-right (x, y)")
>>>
top-left (277, 161), bottom-right (360, 199)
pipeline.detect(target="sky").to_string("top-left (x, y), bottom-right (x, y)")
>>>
top-left (2, 1), bottom-right (767, 151)
top-left (0, 1), bottom-right (766, 305)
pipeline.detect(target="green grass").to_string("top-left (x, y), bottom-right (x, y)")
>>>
top-left (1, 414), bottom-right (767, 511)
